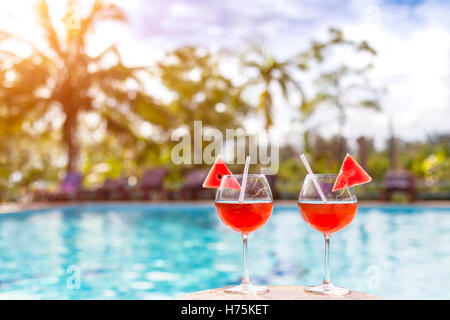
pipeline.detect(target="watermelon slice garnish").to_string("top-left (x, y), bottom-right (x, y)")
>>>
top-left (332, 153), bottom-right (372, 192)
top-left (203, 156), bottom-right (241, 189)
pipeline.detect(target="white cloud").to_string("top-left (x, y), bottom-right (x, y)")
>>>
top-left (340, 1), bottom-right (450, 145)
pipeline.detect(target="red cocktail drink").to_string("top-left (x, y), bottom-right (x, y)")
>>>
top-left (213, 173), bottom-right (273, 294)
top-left (298, 174), bottom-right (359, 296)
top-left (297, 154), bottom-right (372, 296)
top-left (298, 202), bottom-right (357, 235)
top-left (215, 202), bottom-right (273, 234)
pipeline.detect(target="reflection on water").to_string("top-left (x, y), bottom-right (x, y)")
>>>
top-left (0, 204), bottom-right (448, 299)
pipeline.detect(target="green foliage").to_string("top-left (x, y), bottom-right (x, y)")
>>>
top-left (0, 131), bottom-right (63, 200)
top-left (158, 46), bottom-right (249, 132)
top-left (367, 152), bottom-right (390, 180)
top-left (274, 133), bottom-right (450, 197)
top-left (277, 158), bottom-right (304, 192)
top-left (0, 1), bottom-right (446, 202)
top-left (398, 134), bottom-right (450, 185)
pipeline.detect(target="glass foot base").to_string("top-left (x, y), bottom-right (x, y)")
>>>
top-left (224, 283), bottom-right (269, 294)
top-left (304, 283), bottom-right (350, 296)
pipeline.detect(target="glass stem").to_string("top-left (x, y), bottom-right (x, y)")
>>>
top-left (323, 234), bottom-right (331, 289)
top-left (241, 233), bottom-right (250, 286)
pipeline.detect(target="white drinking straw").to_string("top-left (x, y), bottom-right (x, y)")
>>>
top-left (299, 154), bottom-right (327, 203)
top-left (239, 156), bottom-right (250, 203)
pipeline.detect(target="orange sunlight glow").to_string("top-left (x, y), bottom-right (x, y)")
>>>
top-left (0, 0), bottom-right (92, 56)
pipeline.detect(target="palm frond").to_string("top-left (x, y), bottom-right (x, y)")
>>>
top-left (358, 41), bottom-right (377, 55)
top-left (0, 30), bottom-right (51, 61)
top-left (359, 99), bottom-right (380, 110)
top-left (300, 92), bottom-right (327, 117)
top-left (132, 94), bottom-right (173, 128)
top-left (91, 44), bottom-right (120, 62)
top-left (91, 62), bottom-right (148, 88)
top-left (36, 0), bottom-right (64, 58)
top-left (101, 108), bottom-right (135, 136)
top-left (79, 0), bottom-right (127, 38)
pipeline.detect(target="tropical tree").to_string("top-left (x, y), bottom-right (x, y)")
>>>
top-left (240, 44), bottom-right (308, 129)
top-left (155, 46), bottom-right (252, 169)
top-left (157, 46), bottom-right (250, 133)
top-left (301, 28), bottom-right (380, 159)
top-left (0, 0), bottom-right (170, 173)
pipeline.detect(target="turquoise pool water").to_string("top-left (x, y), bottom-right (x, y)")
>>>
top-left (0, 204), bottom-right (448, 299)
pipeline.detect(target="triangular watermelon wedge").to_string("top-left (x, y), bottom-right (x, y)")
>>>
top-left (203, 156), bottom-right (241, 190)
top-left (332, 153), bottom-right (372, 192)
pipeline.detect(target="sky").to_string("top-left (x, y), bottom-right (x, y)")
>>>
top-left (0, 0), bottom-right (449, 149)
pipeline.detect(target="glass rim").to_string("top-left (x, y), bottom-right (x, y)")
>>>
top-left (221, 174), bottom-right (268, 178)
top-left (305, 174), bottom-right (338, 178)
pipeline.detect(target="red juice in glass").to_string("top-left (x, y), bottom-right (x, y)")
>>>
top-left (298, 202), bottom-right (357, 235)
top-left (297, 167), bottom-right (368, 295)
top-left (215, 201), bottom-right (273, 234)
top-left (214, 174), bottom-right (273, 294)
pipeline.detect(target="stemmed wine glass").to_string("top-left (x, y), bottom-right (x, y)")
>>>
top-left (298, 174), bottom-right (357, 295)
top-left (215, 174), bottom-right (273, 294)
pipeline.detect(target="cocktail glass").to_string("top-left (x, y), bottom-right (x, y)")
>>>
top-left (298, 174), bottom-right (357, 295)
top-left (215, 174), bottom-right (273, 294)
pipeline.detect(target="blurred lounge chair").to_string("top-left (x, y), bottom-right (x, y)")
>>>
top-left (380, 170), bottom-right (417, 202)
top-left (265, 175), bottom-right (280, 199)
top-left (128, 168), bottom-right (168, 200)
top-left (179, 169), bottom-right (212, 200)
top-left (78, 177), bottom-right (128, 201)
top-left (99, 177), bottom-right (128, 200)
top-left (38, 172), bottom-right (83, 202)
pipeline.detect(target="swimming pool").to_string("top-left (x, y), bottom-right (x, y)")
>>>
top-left (0, 203), bottom-right (448, 299)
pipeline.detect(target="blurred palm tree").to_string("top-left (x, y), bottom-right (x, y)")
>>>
top-left (241, 44), bottom-right (308, 129)
top-left (0, 0), bottom-right (169, 173)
